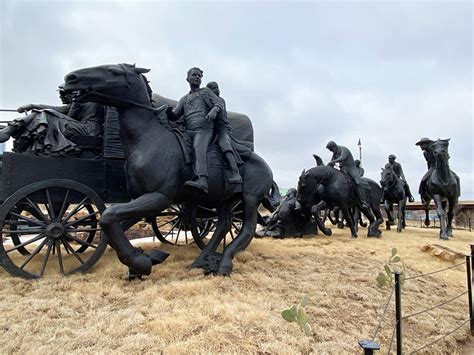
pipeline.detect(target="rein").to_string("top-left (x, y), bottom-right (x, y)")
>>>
top-left (87, 90), bottom-right (167, 115)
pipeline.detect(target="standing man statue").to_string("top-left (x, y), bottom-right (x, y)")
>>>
top-left (166, 67), bottom-right (224, 193)
top-left (385, 154), bottom-right (415, 202)
top-left (355, 159), bottom-right (364, 177)
top-left (205, 81), bottom-right (242, 184)
top-left (326, 141), bottom-right (370, 209)
top-left (416, 137), bottom-right (460, 199)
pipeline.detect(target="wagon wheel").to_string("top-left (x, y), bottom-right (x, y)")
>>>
top-left (191, 199), bottom-right (243, 251)
top-left (8, 203), bottom-right (97, 255)
top-left (0, 179), bottom-right (107, 279)
top-left (150, 204), bottom-right (212, 247)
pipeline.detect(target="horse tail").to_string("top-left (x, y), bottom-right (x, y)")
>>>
top-left (261, 180), bottom-right (281, 213)
top-left (313, 154), bottom-right (324, 166)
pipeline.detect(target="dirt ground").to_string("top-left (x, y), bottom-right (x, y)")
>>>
top-left (0, 226), bottom-right (472, 354)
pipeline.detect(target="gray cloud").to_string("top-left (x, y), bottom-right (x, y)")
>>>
top-left (1, 0), bottom-right (472, 198)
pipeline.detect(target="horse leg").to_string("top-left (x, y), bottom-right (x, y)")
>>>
top-left (397, 198), bottom-right (406, 233)
top-left (446, 197), bottom-right (456, 238)
top-left (99, 192), bottom-right (172, 275)
top-left (191, 202), bottom-right (231, 270)
top-left (423, 198), bottom-right (431, 226)
top-left (217, 195), bottom-right (259, 275)
top-left (312, 201), bottom-right (332, 236)
top-left (433, 194), bottom-right (448, 240)
top-left (384, 200), bottom-right (392, 230)
top-left (352, 207), bottom-right (359, 233)
top-left (341, 205), bottom-right (357, 239)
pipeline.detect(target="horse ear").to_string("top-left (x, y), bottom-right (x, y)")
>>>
top-left (381, 167), bottom-right (384, 171)
top-left (135, 67), bottom-right (151, 74)
top-left (301, 169), bottom-right (306, 176)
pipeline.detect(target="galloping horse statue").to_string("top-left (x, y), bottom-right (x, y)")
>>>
top-left (296, 155), bottom-right (383, 238)
top-left (380, 166), bottom-right (407, 232)
top-left (63, 63), bottom-right (277, 276)
top-left (422, 139), bottom-right (459, 240)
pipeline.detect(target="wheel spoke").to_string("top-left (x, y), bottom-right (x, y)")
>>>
top-left (163, 219), bottom-right (180, 239)
top-left (19, 238), bottom-right (48, 269)
top-left (66, 227), bottom-right (101, 233)
top-left (3, 228), bottom-right (47, 235)
top-left (229, 227), bottom-right (235, 241)
top-left (65, 234), bottom-right (98, 249)
top-left (58, 189), bottom-right (70, 221)
top-left (157, 218), bottom-right (178, 229)
top-left (55, 240), bottom-right (64, 274)
top-left (63, 197), bottom-right (88, 223)
top-left (8, 211), bottom-right (45, 227)
top-left (65, 211), bottom-right (100, 227)
top-left (5, 233), bottom-right (46, 253)
top-left (25, 197), bottom-right (51, 224)
top-left (61, 239), bottom-right (85, 264)
top-left (174, 222), bottom-right (183, 245)
top-left (184, 229), bottom-right (188, 244)
top-left (197, 206), bottom-right (217, 213)
top-left (232, 223), bottom-right (241, 234)
top-left (231, 200), bottom-right (242, 211)
top-left (38, 240), bottom-right (53, 277)
top-left (45, 189), bottom-right (56, 221)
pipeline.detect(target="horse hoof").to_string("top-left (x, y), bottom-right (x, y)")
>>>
top-left (127, 269), bottom-right (143, 281)
top-left (128, 253), bottom-right (153, 276)
top-left (217, 259), bottom-right (233, 275)
top-left (147, 249), bottom-right (170, 265)
top-left (351, 235), bottom-right (358, 239)
top-left (190, 257), bottom-right (207, 270)
top-left (424, 221), bottom-right (431, 227)
top-left (323, 228), bottom-right (332, 236)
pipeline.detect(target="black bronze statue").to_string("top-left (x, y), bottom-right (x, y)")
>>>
top-left (380, 165), bottom-right (407, 232)
top-left (205, 81), bottom-right (242, 184)
top-left (416, 138), bottom-right (460, 239)
top-left (166, 68), bottom-right (224, 193)
top-left (325, 141), bottom-right (370, 210)
top-left (63, 63), bottom-right (278, 276)
top-left (0, 86), bottom-right (105, 156)
top-left (295, 153), bottom-right (383, 238)
top-left (355, 159), bottom-right (364, 177)
top-left (257, 188), bottom-right (316, 238)
top-left (384, 154), bottom-right (415, 202)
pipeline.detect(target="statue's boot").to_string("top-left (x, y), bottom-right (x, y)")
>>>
top-left (184, 176), bottom-right (208, 193)
top-left (228, 170), bottom-right (242, 184)
top-left (120, 247), bottom-right (153, 275)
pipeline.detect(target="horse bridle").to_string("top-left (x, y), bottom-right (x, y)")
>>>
top-left (79, 64), bottom-right (167, 115)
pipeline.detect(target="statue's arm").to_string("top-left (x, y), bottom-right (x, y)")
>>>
top-left (167, 98), bottom-right (184, 121)
top-left (203, 89), bottom-right (223, 120)
top-left (18, 103), bottom-right (69, 113)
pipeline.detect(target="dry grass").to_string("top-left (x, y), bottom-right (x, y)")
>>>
top-left (0, 226), bottom-right (472, 354)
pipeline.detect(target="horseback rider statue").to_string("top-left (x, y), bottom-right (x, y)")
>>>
top-left (166, 67), bottom-right (224, 193)
top-left (326, 141), bottom-right (371, 210)
top-left (205, 81), bottom-right (242, 184)
top-left (384, 154), bottom-right (415, 202)
top-left (355, 159), bottom-right (364, 177)
top-left (416, 137), bottom-right (460, 200)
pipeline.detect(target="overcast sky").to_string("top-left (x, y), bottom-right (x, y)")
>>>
top-left (1, 0), bottom-right (472, 199)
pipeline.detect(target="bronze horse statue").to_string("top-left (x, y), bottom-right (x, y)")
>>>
top-left (380, 165), bottom-right (406, 232)
top-left (296, 155), bottom-right (383, 238)
top-left (63, 63), bottom-right (278, 276)
top-left (423, 139), bottom-right (459, 240)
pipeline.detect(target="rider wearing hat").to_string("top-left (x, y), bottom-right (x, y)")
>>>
top-left (416, 137), bottom-right (460, 200)
top-left (384, 154), bottom-right (415, 202)
top-left (326, 141), bottom-right (370, 210)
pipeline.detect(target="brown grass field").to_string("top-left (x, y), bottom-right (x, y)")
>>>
top-left (0, 226), bottom-right (472, 354)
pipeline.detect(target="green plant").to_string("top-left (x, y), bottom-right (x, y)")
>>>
top-left (376, 248), bottom-right (406, 287)
top-left (281, 295), bottom-right (312, 336)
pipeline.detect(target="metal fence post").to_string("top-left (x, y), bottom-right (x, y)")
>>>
top-left (358, 339), bottom-right (380, 354)
top-left (469, 245), bottom-right (474, 335)
top-left (394, 272), bottom-right (402, 355)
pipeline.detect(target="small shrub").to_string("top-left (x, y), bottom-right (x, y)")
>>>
top-left (376, 248), bottom-right (406, 287)
top-left (281, 294), bottom-right (313, 336)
